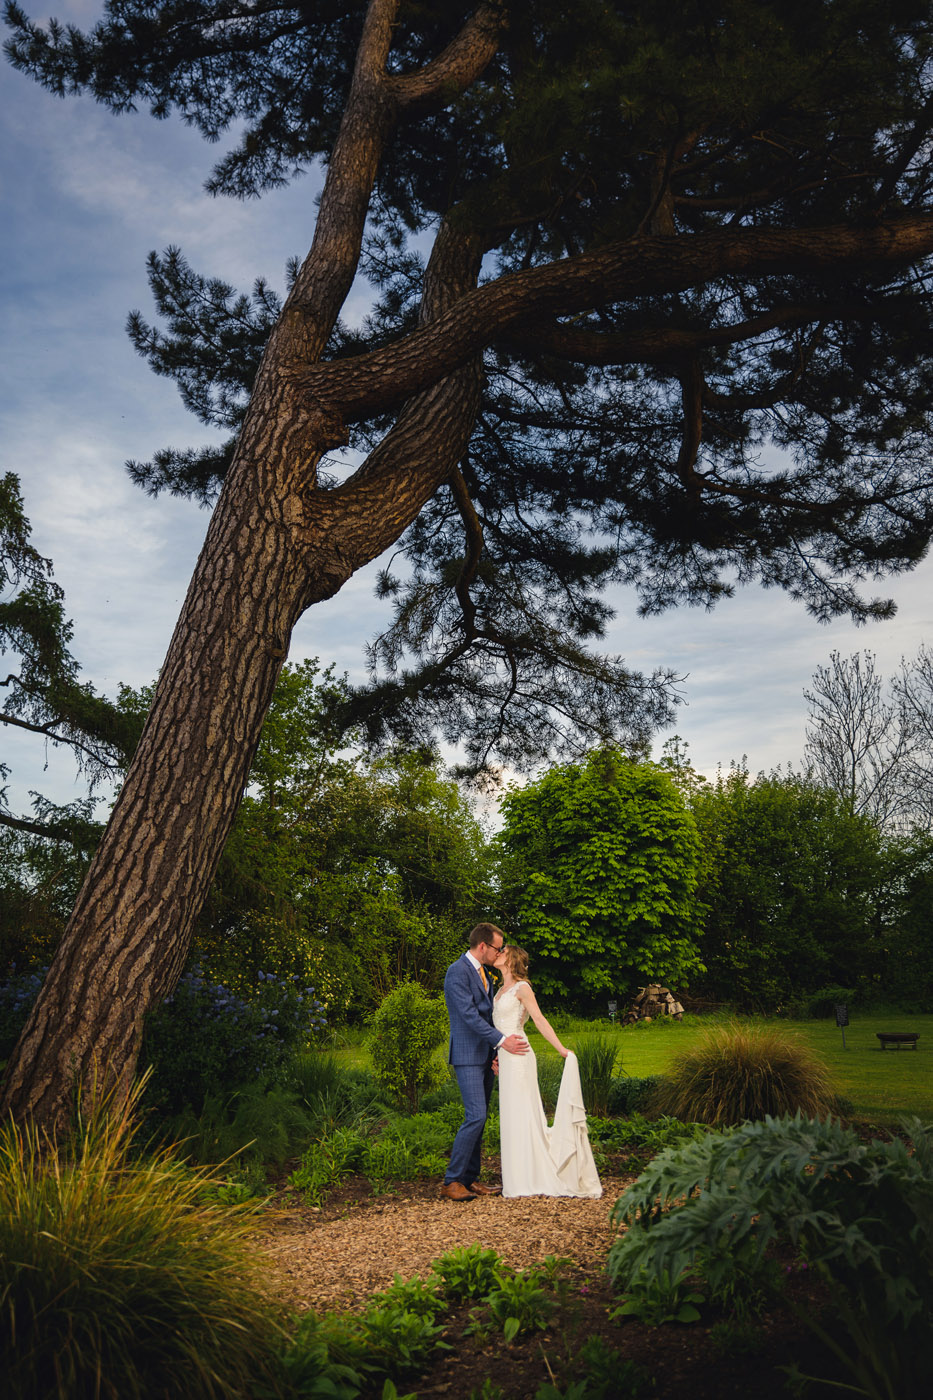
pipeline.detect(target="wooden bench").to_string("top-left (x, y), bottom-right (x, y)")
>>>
top-left (876, 1032), bottom-right (920, 1050)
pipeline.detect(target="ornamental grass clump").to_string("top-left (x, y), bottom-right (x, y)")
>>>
top-left (649, 1021), bottom-right (840, 1125)
top-left (0, 1077), bottom-right (285, 1400)
top-left (575, 1035), bottom-right (622, 1116)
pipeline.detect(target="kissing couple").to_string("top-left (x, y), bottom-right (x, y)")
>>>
top-left (441, 922), bottom-right (602, 1201)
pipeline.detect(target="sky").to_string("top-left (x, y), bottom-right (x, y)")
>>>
top-left (3, 2), bottom-right (933, 826)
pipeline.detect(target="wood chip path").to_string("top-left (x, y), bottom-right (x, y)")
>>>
top-left (256, 1177), bottom-right (632, 1313)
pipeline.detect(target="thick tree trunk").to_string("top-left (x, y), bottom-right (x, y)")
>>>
top-left (0, 0), bottom-right (498, 1127)
top-left (0, 332), bottom-right (483, 1126)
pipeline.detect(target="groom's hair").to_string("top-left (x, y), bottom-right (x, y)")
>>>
top-left (469, 922), bottom-right (504, 949)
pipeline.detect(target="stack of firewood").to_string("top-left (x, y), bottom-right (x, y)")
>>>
top-left (622, 984), bottom-right (684, 1024)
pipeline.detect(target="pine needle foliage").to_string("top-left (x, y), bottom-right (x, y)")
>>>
top-left (648, 1021), bottom-right (841, 1125)
top-left (0, 1077), bottom-right (286, 1400)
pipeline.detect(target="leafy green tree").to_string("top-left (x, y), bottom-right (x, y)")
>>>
top-left (0, 803), bottom-right (99, 973)
top-left (690, 766), bottom-right (887, 1008)
top-left (10, 1), bottom-right (933, 1120)
top-left (194, 660), bottom-right (491, 1016)
top-left (496, 748), bottom-right (703, 1007)
top-left (869, 830), bottom-right (933, 1006)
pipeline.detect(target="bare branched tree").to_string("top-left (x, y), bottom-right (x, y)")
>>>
top-left (893, 644), bottom-right (933, 827)
top-left (804, 650), bottom-right (915, 827)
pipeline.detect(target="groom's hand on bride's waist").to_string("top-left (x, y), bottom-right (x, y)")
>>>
top-left (502, 1034), bottom-right (530, 1055)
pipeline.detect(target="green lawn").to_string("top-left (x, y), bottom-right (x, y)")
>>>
top-left (329, 1013), bottom-right (933, 1126)
top-left (559, 1013), bottom-right (933, 1125)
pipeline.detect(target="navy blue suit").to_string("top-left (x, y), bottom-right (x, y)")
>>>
top-left (443, 952), bottom-right (502, 1187)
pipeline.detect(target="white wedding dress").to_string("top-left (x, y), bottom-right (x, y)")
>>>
top-left (493, 982), bottom-right (602, 1199)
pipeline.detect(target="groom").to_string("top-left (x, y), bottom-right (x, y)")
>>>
top-left (441, 922), bottom-right (530, 1201)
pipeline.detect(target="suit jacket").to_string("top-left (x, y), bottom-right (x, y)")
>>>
top-left (444, 952), bottom-right (503, 1065)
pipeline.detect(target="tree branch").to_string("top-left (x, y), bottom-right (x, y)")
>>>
top-left (502, 304), bottom-right (825, 366)
top-left (448, 464), bottom-right (484, 637)
top-left (0, 711), bottom-right (121, 771)
top-left (0, 809), bottom-right (91, 843)
top-left (676, 359), bottom-right (704, 496)
top-left (391, 2), bottom-right (506, 116)
top-left (294, 216), bottom-right (933, 422)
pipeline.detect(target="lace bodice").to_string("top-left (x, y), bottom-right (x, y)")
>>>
top-left (492, 982), bottom-right (530, 1036)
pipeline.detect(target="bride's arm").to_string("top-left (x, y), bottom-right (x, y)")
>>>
top-left (514, 984), bottom-right (569, 1057)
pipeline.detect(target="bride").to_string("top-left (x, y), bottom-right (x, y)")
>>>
top-left (492, 944), bottom-right (602, 1199)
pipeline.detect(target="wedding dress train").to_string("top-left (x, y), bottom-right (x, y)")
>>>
top-left (493, 982), bottom-right (602, 1199)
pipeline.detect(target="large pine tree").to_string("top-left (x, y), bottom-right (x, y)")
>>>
top-left (6, 0), bottom-right (933, 1121)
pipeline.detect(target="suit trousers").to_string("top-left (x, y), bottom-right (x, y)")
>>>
top-left (445, 1061), bottom-right (495, 1186)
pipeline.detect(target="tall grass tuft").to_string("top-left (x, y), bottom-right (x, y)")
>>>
top-left (575, 1036), bottom-right (621, 1116)
top-left (0, 1077), bottom-right (285, 1400)
top-left (648, 1021), bottom-right (841, 1125)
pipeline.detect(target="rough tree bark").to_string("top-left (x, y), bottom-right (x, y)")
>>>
top-left (0, 0), bottom-right (495, 1125)
top-left (5, 0), bottom-right (933, 1126)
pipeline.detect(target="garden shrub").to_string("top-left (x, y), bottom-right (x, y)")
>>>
top-left (803, 985), bottom-right (857, 1019)
top-left (607, 1114), bottom-right (933, 1400)
top-left (0, 1078), bottom-right (284, 1400)
top-left (161, 1082), bottom-right (317, 1167)
top-left (142, 966), bottom-right (326, 1111)
top-left (648, 1021), bottom-right (841, 1125)
top-left (607, 1075), bottom-right (662, 1116)
top-left (290, 1054), bottom-right (391, 1134)
top-left (369, 981), bottom-right (447, 1113)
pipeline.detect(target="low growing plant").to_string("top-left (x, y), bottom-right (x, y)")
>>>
top-left (588, 1113), bottom-right (709, 1153)
top-left (648, 1021), bottom-right (841, 1125)
top-left (278, 1275), bottom-right (448, 1397)
top-left (482, 1268), bottom-right (557, 1342)
top-left (607, 1113), bottom-right (933, 1400)
top-left (572, 1337), bottom-right (653, 1398)
top-left (289, 1112), bottom-right (455, 1203)
top-left (431, 1243), bottom-right (506, 1300)
top-left (610, 1266), bottom-right (704, 1326)
top-left (289, 1126), bottom-right (368, 1204)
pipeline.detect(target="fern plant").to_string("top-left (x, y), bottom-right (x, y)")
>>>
top-left (607, 1114), bottom-right (933, 1400)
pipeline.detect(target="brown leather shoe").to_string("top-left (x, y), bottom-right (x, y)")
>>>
top-left (469, 1181), bottom-right (502, 1195)
top-left (440, 1181), bottom-right (476, 1201)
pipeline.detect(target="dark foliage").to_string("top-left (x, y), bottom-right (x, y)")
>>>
top-left (8, 2), bottom-right (933, 769)
top-left (140, 967), bottom-right (326, 1112)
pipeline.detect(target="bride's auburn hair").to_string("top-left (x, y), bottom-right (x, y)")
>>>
top-left (503, 944), bottom-right (530, 983)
